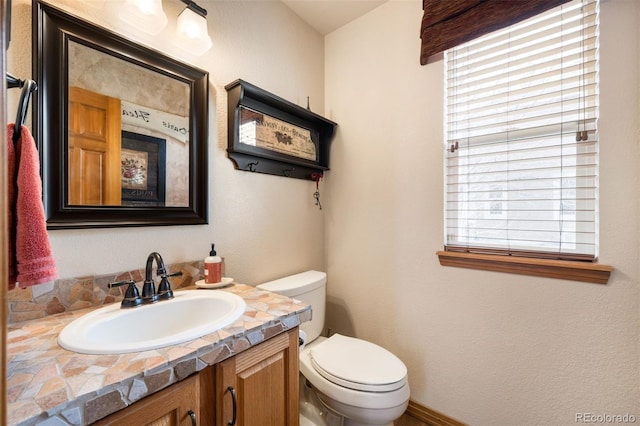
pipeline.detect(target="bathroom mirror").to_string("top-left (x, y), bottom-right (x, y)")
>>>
top-left (34, 1), bottom-right (208, 229)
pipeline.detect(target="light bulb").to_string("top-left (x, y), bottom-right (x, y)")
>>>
top-left (175, 7), bottom-right (213, 56)
top-left (119, 0), bottom-right (168, 36)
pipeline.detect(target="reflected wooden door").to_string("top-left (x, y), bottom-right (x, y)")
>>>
top-left (68, 86), bottom-right (121, 205)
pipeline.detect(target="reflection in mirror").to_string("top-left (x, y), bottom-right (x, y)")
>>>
top-left (34, 1), bottom-right (208, 228)
top-left (68, 41), bottom-right (190, 207)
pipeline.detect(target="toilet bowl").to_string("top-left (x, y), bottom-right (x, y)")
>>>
top-left (301, 335), bottom-right (410, 426)
top-left (257, 271), bottom-right (410, 426)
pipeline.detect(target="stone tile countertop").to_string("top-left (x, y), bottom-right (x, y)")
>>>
top-left (6, 283), bottom-right (311, 426)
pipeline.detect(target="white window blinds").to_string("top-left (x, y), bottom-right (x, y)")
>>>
top-left (444, 0), bottom-right (599, 261)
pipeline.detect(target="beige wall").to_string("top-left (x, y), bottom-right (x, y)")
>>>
top-left (325, 0), bottom-right (639, 424)
top-left (5, 0), bottom-right (639, 424)
top-left (6, 0), bottom-right (325, 285)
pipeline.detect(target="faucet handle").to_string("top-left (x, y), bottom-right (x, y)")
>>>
top-left (157, 271), bottom-right (182, 301)
top-left (108, 280), bottom-right (143, 308)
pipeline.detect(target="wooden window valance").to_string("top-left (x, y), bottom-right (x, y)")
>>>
top-left (420, 0), bottom-right (572, 65)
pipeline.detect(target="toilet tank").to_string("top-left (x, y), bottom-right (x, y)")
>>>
top-left (256, 270), bottom-right (326, 343)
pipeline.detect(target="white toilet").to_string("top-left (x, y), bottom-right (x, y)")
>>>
top-left (257, 270), bottom-right (410, 426)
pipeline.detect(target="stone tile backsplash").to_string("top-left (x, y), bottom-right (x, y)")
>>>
top-left (7, 260), bottom-right (204, 324)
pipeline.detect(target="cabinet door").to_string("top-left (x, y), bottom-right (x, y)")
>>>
top-left (216, 328), bottom-right (299, 426)
top-left (95, 374), bottom-right (199, 426)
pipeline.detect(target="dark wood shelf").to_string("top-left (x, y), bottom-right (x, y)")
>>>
top-left (225, 79), bottom-right (337, 181)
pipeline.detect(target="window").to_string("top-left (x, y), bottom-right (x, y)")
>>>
top-left (441, 0), bottom-right (612, 283)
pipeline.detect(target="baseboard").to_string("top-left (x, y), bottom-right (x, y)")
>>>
top-left (405, 400), bottom-right (467, 426)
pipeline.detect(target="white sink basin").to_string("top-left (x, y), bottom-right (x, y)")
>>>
top-left (58, 289), bottom-right (246, 354)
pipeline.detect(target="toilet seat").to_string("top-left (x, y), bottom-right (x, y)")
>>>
top-left (300, 337), bottom-right (410, 411)
top-left (309, 334), bottom-right (407, 392)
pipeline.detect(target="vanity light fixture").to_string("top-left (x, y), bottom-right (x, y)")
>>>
top-left (119, 0), bottom-right (168, 36)
top-left (175, 0), bottom-right (213, 56)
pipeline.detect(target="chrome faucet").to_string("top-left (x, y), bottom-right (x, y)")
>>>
top-left (109, 252), bottom-right (182, 308)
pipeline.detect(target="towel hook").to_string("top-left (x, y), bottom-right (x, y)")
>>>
top-left (283, 168), bottom-right (294, 177)
top-left (247, 161), bottom-right (259, 172)
top-left (14, 80), bottom-right (37, 143)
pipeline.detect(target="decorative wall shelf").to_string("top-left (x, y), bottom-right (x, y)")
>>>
top-left (225, 79), bottom-right (337, 180)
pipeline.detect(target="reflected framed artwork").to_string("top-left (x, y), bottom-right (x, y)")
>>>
top-left (121, 131), bottom-right (166, 206)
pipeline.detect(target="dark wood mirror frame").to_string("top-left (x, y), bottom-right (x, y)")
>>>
top-left (33, 1), bottom-right (208, 229)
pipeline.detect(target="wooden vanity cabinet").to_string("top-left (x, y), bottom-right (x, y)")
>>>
top-left (95, 373), bottom-right (200, 426)
top-left (94, 327), bottom-right (299, 426)
top-left (215, 328), bottom-right (300, 426)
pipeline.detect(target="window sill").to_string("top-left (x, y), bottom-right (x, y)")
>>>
top-left (436, 251), bottom-right (613, 284)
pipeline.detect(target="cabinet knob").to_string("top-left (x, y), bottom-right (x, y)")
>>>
top-left (187, 409), bottom-right (196, 426)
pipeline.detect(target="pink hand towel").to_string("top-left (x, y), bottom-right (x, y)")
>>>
top-left (8, 124), bottom-right (57, 288)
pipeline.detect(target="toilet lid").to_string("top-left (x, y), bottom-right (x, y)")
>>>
top-left (309, 334), bottom-right (407, 392)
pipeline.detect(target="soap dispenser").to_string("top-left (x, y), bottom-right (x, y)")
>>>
top-left (204, 244), bottom-right (222, 284)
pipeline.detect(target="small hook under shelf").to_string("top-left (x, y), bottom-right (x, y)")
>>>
top-left (311, 173), bottom-right (323, 210)
top-left (283, 168), bottom-right (294, 177)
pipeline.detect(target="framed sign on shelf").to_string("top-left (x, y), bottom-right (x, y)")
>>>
top-left (225, 79), bottom-right (337, 180)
